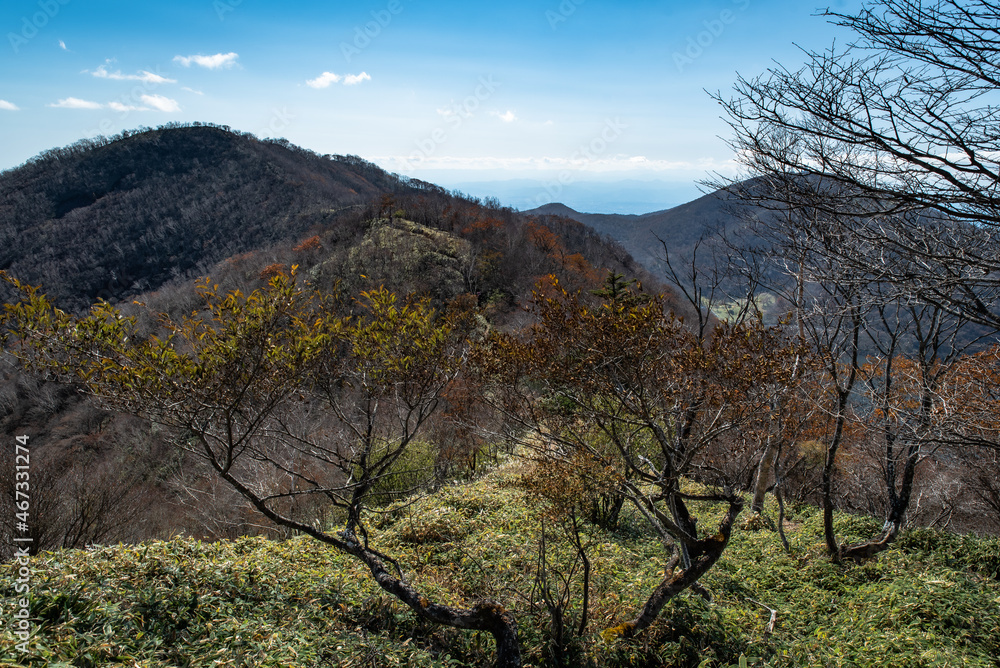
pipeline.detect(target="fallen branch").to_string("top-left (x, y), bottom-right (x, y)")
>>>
top-left (746, 598), bottom-right (777, 636)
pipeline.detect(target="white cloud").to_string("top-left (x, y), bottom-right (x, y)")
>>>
top-left (343, 72), bottom-right (371, 86)
top-left (492, 110), bottom-right (517, 123)
top-left (182, 87), bottom-right (204, 95)
top-left (306, 71), bottom-right (341, 88)
top-left (0, 100), bottom-right (19, 111)
top-left (173, 52), bottom-right (239, 69)
top-left (108, 101), bottom-right (148, 112)
top-left (307, 71), bottom-right (371, 88)
top-left (91, 62), bottom-right (176, 84)
top-left (58, 40), bottom-right (67, 51)
top-left (48, 97), bottom-right (103, 110)
top-left (140, 94), bottom-right (181, 112)
top-left (48, 94), bottom-right (180, 113)
top-left (136, 70), bottom-right (174, 84)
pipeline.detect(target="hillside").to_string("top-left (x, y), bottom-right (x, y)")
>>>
top-left (0, 124), bottom-right (662, 558)
top-left (527, 186), bottom-right (761, 276)
top-left (2, 462), bottom-right (998, 667)
top-left (0, 124), bottom-right (425, 310)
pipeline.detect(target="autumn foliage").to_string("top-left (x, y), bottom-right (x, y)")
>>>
top-left (0, 268), bottom-right (521, 668)
top-left (475, 274), bottom-right (806, 639)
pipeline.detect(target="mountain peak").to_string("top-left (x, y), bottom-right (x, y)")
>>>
top-left (527, 202), bottom-right (582, 217)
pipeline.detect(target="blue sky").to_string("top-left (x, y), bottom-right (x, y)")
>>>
top-left (0, 0), bottom-right (859, 210)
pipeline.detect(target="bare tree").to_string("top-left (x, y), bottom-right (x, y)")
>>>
top-left (477, 274), bottom-right (801, 640)
top-left (656, 234), bottom-right (822, 527)
top-left (706, 0), bottom-right (1000, 557)
top-left (711, 0), bottom-right (1000, 328)
top-left (844, 290), bottom-right (985, 559)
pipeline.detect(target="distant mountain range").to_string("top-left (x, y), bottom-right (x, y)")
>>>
top-left (526, 186), bottom-right (751, 277)
top-left (442, 178), bottom-right (699, 215)
top-left (0, 121), bottom-right (750, 312)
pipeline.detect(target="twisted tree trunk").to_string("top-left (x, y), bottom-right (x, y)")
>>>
top-left (351, 542), bottom-right (521, 668)
top-left (605, 496), bottom-right (743, 640)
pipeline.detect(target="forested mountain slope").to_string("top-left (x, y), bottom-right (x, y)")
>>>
top-left (0, 124), bottom-right (425, 310)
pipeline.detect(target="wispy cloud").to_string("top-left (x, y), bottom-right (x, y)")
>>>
top-left (343, 72), bottom-right (371, 86)
top-left (108, 101), bottom-right (148, 112)
top-left (492, 110), bottom-right (517, 123)
top-left (307, 71), bottom-right (370, 88)
top-left (173, 52), bottom-right (239, 69)
top-left (90, 62), bottom-right (176, 84)
top-left (58, 40), bottom-right (68, 51)
top-left (48, 95), bottom-right (180, 112)
top-left (182, 87), bottom-right (204, 95)
top-left (140, 94), bottom-right (181, 112)
top-left (0, 100), bottom-right (19, 111)
top-left (48, 97), bottom-right (103, 110)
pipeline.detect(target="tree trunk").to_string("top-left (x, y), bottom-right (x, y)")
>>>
top-left (751, 435), bottom-right (779, 514)
top-left (350, 541), bottom-right (521, 668)
top-left (838, 443), bottom-right (919, 563)
top-left (605, 497), bottom-right (743, 640)
top-left (823, 382), bottom-right (855, 561)
top-left (822, 419), bottom-right (844, 559)
top-left (669, 493), bottom-right (700, 569)
top-left (220, 469), bottom-right (522, 667)
top-left (838, 517), bottom-right (903, 562)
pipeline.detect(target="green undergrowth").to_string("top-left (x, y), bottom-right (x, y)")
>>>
top-left (1, 464), bottom-right (998, 667)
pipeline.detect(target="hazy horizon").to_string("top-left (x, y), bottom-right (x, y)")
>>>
top-left (440, 177), bottom-right (701, 214)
